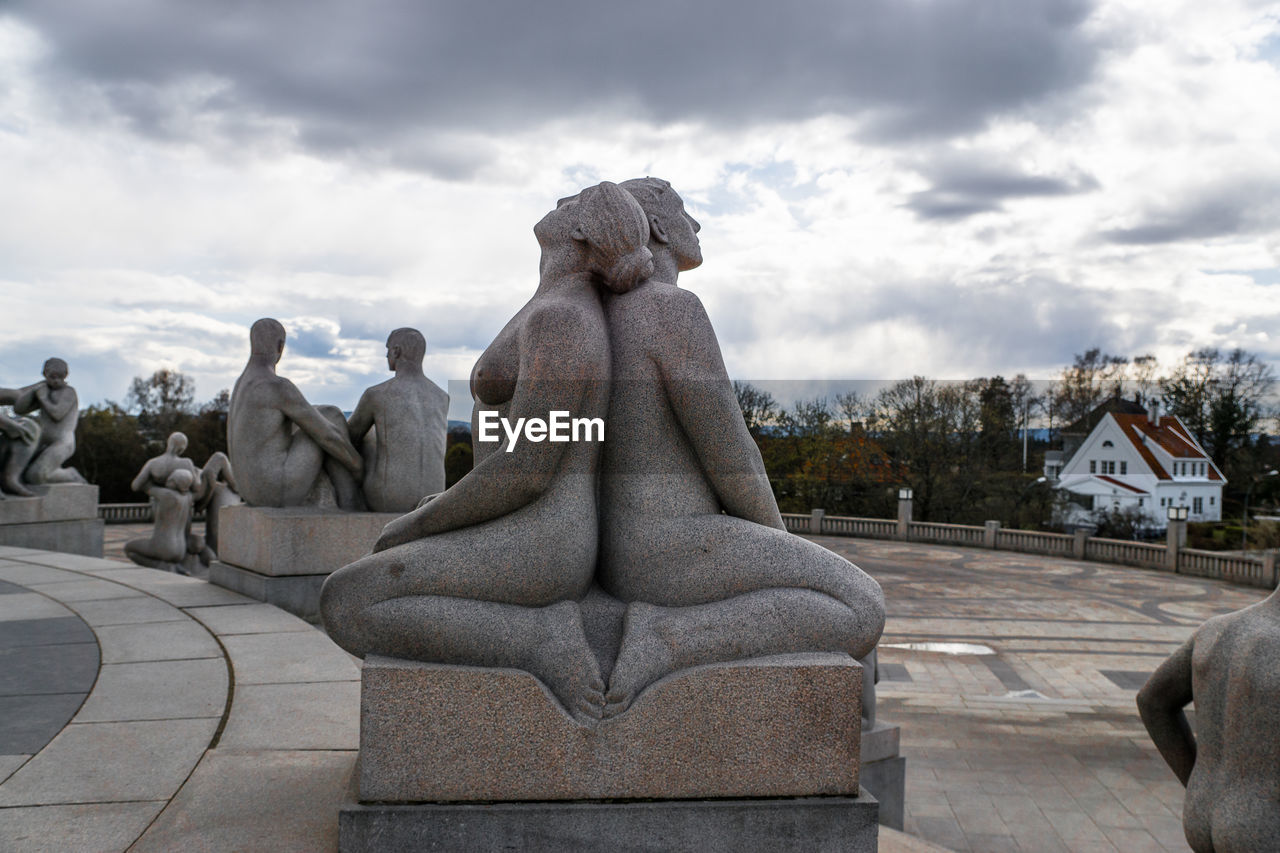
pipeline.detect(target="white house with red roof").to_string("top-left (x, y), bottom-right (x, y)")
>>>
top-left (1050, 402), bottom-right (1225, 527)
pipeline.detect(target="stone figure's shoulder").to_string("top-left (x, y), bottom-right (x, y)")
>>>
top-left (523, 298), bottom-right (605, 341)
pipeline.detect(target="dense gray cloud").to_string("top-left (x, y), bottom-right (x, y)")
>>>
top-left (906, 157), bottom-right (1100, 220)
top-left (1102, 177), bottom-right (1280, 245)
top-left (10, 0), bottom-right (1101, 173)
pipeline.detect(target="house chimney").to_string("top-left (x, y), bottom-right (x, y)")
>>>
top-left (1148, 398), bottom-right (1160, 425)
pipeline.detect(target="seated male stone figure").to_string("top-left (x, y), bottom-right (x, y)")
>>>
top-left (1138, 586), bottom-right (1280, 852)
top-left (0, 394), bottom-right (39, 497)
top-left (594, 177), bottom-right (885, 717)
top-left (10, 359), bottom-right (87, 485)
top-left (347, 328), bottom-right (449, 512)
top-left (228, 318), bottom-right (364, 509)
top-left (125, 468), bottom-right (202, 572)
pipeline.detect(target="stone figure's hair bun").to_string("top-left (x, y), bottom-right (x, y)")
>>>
top-left (605, 246), bottom-right (654, 294)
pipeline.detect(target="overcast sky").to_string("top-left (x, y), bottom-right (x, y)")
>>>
top-left (2, 0), bottom-right (1279, 420)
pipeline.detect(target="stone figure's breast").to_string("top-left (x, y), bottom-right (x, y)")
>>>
top-left (471, 333), bottom-right (517, 406)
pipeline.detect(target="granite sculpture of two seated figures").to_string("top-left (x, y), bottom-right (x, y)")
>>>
top-left (320, 179), bottom-right (886, 731)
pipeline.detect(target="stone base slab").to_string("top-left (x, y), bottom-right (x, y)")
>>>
top-left (339, 794), bottom-right (878, 853)
top-left (862, 754), bottom-right (906, 831)
top-left (216, 504), bottom-right (400, 577)
top-left (359, 652), bottom-right (862, 803)
top-left (0, 518), bottom-right (104, 557)
top-left (861, 721), bottom-right (901, 764)
top-left (0, 484), bottom-right (99, 525)
top-left (208, 561), bottom-right (327, 623)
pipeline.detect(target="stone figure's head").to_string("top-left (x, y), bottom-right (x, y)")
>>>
top-left (166, 432), bottom-right (188, 455)
top-left (165, 468), bottom-right (195, 493)
top-left (386, 328), bottom-right (426, 371)
top-left (535, 181), bottom-right (653, 294)
top-left (619, 177), bottom-right (702, 273)
top-left (250, 318), bottom-right (287, 364)
top-left (42, 358), bottom-right (69, 390)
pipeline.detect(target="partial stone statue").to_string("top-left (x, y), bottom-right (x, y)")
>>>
top-left (322, 179), bottom-right (885, 730)
top-left (3, 359), bottom-right (87, 486)
top-left (228, 318), bottom-right (364, 509)
top-left (348, 328), bottom-right (449, 512)
top-left (0, 401), bottom-right (40, 497)
top-left (595, 177), bottom-right (884, 716)
top-left (1137, 586), bottom-right (1280, 852)
top-left (322, 181), bottom-right (654, 725)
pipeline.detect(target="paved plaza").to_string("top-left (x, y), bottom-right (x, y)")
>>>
top-left (0, 531), bottom-right (1268, 851)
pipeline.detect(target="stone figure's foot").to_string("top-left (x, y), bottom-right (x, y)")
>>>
top-left (603, 601), bottom-right (674, 719)
top-left (528, 601), bottom-right (606, 727)
top-left (1, 478), bottom-right (35, 497)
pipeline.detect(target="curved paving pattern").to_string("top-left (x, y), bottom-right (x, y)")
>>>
top-left (817, 535), bottom-right (1270, 853)
top-left (0, 545), bottom-right (359, 853)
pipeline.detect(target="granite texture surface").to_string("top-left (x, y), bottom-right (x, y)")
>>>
top-left (357, 652), bottom-right (861, 803)
top-left (0, 484), bottom-right (98, 525)
top-left (217, 505), bottom-right (398, 576)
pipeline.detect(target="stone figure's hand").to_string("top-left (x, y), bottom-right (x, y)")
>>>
top-left (373, 514), bottom-right (417, 553)
top-left (416, 493), bottom-right (441, 509)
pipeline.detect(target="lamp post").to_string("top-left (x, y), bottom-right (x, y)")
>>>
top-left (1167, 505), bottom-right (1189, 571)
top-left (1241, 469), bottom-right (1279, 551)
top-left (896, 487), bottom-right (913, 539)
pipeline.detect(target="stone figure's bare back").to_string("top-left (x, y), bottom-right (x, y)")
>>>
top-left (360, 375), bottom-right (448, 510)
top-left (1184, 609), bottom-right (1280, 852)
top-left (148, 489), bottom-right (194, 562)
top-left (228, 370), bottom-right (304, 506)
top-left (33, 386), bottom-right (78, 442)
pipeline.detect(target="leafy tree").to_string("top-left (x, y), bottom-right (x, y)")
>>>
top-left (68, 403), bottom-right (149, 502)
top-left (126, 369), bottom-right (196, 442)
top-left (1161, 348), bottom-right (1275, 468)
top-left (444, 442), bottom-right (473, 488)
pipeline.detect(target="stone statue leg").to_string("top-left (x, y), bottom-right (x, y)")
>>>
top-left (317, 405), bottom-right (364, 510)
top-left (321, 516), bottom-right (601, 722)
top-left (25, 438), bottom-right (86, 485)
top-left (1, 441), bottom-right (38, 496)
top-left (124, 538), bottom-right (181, 572)
top-left (600, 515), bottom-right (885, 715)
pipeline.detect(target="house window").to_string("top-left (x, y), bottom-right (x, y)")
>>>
top-left (1139, 498), bottom-right (1144, 506)
top-left (1090, 460), bottom-right (1096, 474)
top-left (1120, 461), bottom-right (1127, 475)
top-left (1193, 497), bottom-right (1204, 514)
top-left (1210, 496), bottom-right (1215, 506)
top-left (1107, 461), bottom-right (1117, 475)
top-left (1102, 440), bottom-right (1114, 447)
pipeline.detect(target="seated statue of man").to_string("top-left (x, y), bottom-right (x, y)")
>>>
top-left (347, 328), bottom-right (449, 512)
top-left (125, 469), bottom-right (201, 573)
top-left (0, 390), bottom-right (40, 497)
top-left (1137, 586), bottom-right (1280, 852)
top-left (10, 359), bottom-right (87, 485)
top-left (228, 318), bottom-right (364, 509)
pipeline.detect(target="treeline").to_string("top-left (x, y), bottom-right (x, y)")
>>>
top-left (70, 370), bottom-right (229, 503)
top-left (735, 346), bottom-right (1280, 529)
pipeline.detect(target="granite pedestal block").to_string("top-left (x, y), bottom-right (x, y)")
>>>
top-left (860, 721), bottom-right (906, 830)
top-left (357, 652), bottom-right (863, 802)
top-left (208, 505), bottom-right (399, 621)
top-left (0, 484), bottom-right (103, 557)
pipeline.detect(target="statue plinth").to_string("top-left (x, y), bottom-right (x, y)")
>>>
top-left (0, 484), bottom-right (102, 557)
top-left (209, 504), bottom-right (399, 621)
top-left (861, 721), bottom-right (906, 831)
top-left (339, 653), bottom-right (878, 851)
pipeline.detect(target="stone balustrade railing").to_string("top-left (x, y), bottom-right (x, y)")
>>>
top-left (782, 510), bottom-right (1279, 590)
top-left (98, 503), bottom-right (206, 524)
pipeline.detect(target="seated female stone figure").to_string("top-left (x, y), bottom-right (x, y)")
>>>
top-left (596, 177), bottom-right (886, 718)
top-left (321, 182), bottom-right (654, 725)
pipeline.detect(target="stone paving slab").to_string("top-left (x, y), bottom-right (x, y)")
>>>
top-left (94, 619), bottom-right (223, 664)
top-left (0, 717), bottom-right (218, 805)
top-left (0, 801), bottom-right (167, 853)
top-left (0, 594), bottom-right (74, 623)
top-left (0, 616), bottom-right (95, 649)
top-left (74, 659), bottom-right (227, 723)
top-left (220, 630), bottom-right (360, 685)
top-left (14, 578), bottom-right (144, 602)
top-left (131, 749), bottom-right (356, 853)
top-left (0, 753), bottom-right (32, 783)
top-left (0, 564), bottom-right (84, 586)
top-left (185, 602), bottom-right (318, 635)
top-left (69, 595), bottom-right (189, 627)
top-left (0, 695), bottom-right (87, 754)
top-left (0, 643), bottom-right (98, 697)
top-left (218, 682), bottom-right (360, 751)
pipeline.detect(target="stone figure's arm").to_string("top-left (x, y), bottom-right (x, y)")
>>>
top-left (1136, 637), bottom-right (1196, 786)
top-left (658, 291), bottom-right (784, 531)
top-left (34, 386), bottom-right (77, 422)
top-left (130, 460), bottom-right (156, 495)
top-left (347, 389), bottom-right (375, 444)
top-left (373, 309), bottom-right (590, 551)
top-left (0, 387), bottom-right (18, 405)
top-left (275, 383), bottom-right (363, 475)
top-left (11, 382), bottom-right (43, 415)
